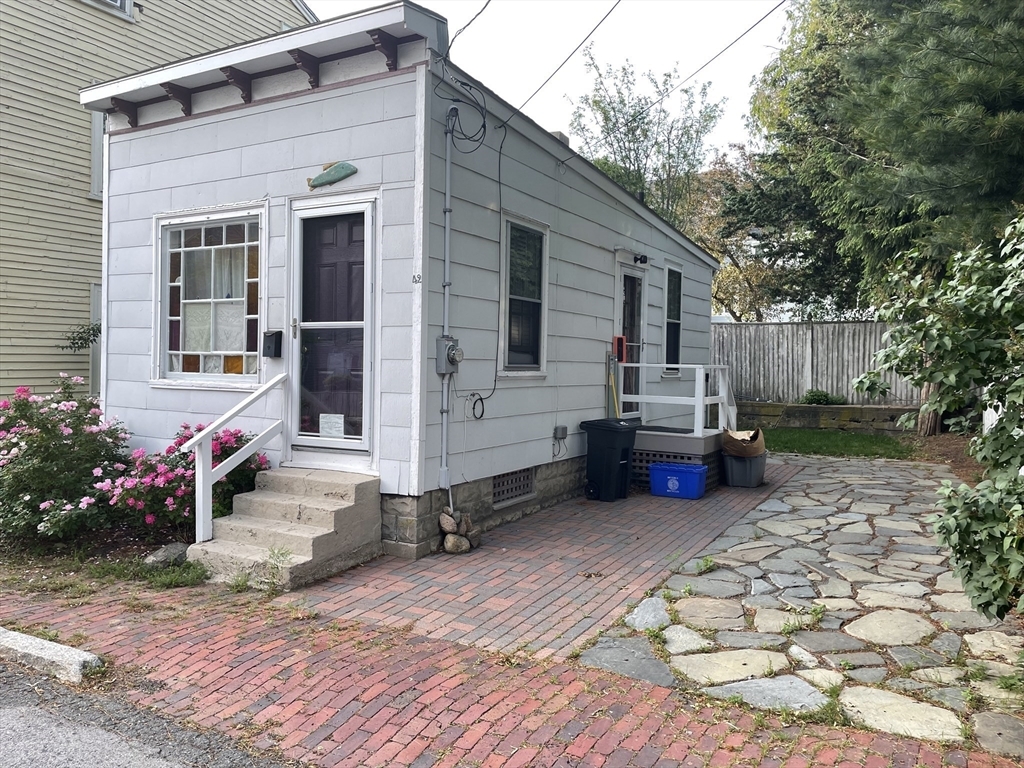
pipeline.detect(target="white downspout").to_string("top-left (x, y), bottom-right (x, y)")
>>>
top-left (439, 106), bottom-right (458, 506)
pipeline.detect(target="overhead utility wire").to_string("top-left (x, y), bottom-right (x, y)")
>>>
top-left (445, 0), bottom-right (492, 59)
top-left (470, 1), bottom-right (621, 407)
top-left (623, 0), bottom-right (788, 128)
top-left (499, 0), bottom-right (621, 129)
top-left (556, 0), bottom-right (789, 166)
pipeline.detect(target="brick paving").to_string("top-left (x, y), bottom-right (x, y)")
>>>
top-left (1, 459), bottom-right (1016, 767)
top-left (291, 463), bottom-right (801, 659)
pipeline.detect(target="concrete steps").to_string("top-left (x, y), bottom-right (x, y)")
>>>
top-left (187, 468), bottom-right (382, 590)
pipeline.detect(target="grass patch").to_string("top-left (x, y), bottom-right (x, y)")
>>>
top-left (86, 558), bottom-right (209, 589)
top-left (764, 428), bottom-right (914, 460)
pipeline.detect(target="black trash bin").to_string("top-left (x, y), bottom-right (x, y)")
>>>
top-left (579, 418), bottom-right (642, 501)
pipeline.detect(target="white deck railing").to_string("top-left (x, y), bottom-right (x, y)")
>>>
top-left (617, 363), bottom-right (737, 436)
top-left (180, 372), bottom-right (288, 542)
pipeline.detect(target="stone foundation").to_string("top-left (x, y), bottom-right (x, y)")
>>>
top-left (380, 456), bottom-right (586, 559)
top-left (737, 401), bottom-right (915, 435)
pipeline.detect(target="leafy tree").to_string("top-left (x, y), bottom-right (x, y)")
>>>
top-left (713, 147), bottom-right (866, 320)
top-left (750, 0), bottom-right (1024, 287)
top-left (570, 45), bottom-right (723, 234)
top-left (856, 218), bottom-right (1024, 618)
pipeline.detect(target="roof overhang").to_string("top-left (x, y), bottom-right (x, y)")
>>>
top-left (80, 0), bottom-right (446, 112)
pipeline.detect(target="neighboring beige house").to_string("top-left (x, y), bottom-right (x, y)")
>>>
top-left (0, 0), bottom-right (317, 395)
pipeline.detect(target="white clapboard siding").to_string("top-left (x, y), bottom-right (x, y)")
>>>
top-left (0, 0), bottom-right (312, 395)
top-left (422, 75), bottom-right (715, 487)
top-left (711, 321), bottom-right (921, 405)
top-left (102, 72), bottom-right (419, 471)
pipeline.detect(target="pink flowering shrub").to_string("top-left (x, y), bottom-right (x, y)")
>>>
top-left (0, 375), bottom-right (130, 539)
top-left (103, 423), bottom-right (269, 538)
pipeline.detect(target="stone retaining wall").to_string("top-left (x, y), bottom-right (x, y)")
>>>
top-left (380, 457), bottom-right (586, 559)
top-left (737, 401), bottom-right (915, 434)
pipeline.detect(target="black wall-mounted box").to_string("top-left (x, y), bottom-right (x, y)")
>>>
top-left (262, 330), bottom-right (283, 358)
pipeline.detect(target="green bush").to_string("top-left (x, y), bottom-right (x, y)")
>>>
top-left (0, 375), bottom-right (130, 539)
top-left (934, 476), bottom-right (1024, 618)
top-left (857, 217), bottom-right (1024, 618)
top-left (797, 389), bottom-right (847, 405)
top-left (101, 424), bottom-right (268, 539)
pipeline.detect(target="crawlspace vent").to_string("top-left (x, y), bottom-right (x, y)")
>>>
top-left (492, 467), bottom-right (535, 505)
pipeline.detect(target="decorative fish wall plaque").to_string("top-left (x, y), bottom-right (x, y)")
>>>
top-left (307, 161), bottom-right (357, 191)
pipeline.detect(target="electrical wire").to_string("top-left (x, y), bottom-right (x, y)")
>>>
top-left (624, 0), bottom-right (787, 128)
top-left (556, 0), bottom-right (789, 166)
top-left (434, 58), bottom-right (489, 154)
top-left (498, 0), bottom-right (621, 130)
top-left (445, 0), bottom-right (492, 60)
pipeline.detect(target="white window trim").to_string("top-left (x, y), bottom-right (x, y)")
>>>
top-left (663, 262), bottom-right (684, 375)
top-left (78, 0), bottom-right (136, 22)
top-left (150, 202), bottom-right (269, 387)
top-left (498, 211), bottom-right (549, 377)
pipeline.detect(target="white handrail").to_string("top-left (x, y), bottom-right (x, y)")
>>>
top-left (181, 372), bottom-right (288, 542)
top-left (615, 363), bottom-right (735, 436)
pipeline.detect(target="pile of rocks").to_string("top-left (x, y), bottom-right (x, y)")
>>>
top-left (439, 506), bottom-right (481, 554)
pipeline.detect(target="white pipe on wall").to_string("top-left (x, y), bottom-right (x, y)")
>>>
top-left (439, 106), bottom-right (458, 498)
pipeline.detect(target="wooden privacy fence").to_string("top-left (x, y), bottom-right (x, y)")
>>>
top-left (710, 321), bottom-right (921, 406)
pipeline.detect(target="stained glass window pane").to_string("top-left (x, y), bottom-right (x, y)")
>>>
top-left (247, 246), bottom-right (259, 279)
top-left (225, 223), bottom-right (245, 244)
top-left (182, 355), bottom-right (201, 372)
top-left (204, 226), bottom-right (223, 246)
top-left (184, 228), bottom-right (202, 247)
top-left (169, 286), bottom-right (180, 318)
top-left (223, 356), bottom-right (244, 374)
top-left (246, 282), bottom-right (258, 315)
top-left (168, 319), bottom-right (180, 351)
top-left (169, 252), bottom-right (181, 283)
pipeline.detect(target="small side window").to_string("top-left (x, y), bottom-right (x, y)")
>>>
top-left (665, 267), bottom-right (682, 367)
top-left (504, 221), bottom-right (547, 370)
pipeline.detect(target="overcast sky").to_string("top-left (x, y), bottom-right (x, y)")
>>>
top-left (305, 0), bottom-right (791, 155)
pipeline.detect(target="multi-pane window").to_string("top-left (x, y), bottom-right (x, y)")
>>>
top-left (506, 223), bottom-right (544, 369)
top-left (665, 267), bottom-right (682, 366)
top-left (164, 219), bottom-right (260, 376)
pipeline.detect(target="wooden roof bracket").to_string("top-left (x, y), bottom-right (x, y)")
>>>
top-left (109, 97), bottom-right (138, 128)
top-left (288, 48), bottom-right (320, 89)
top-left (161, 82), bottom-right (192, 117)
top-left (368, 29), bottom-right (399, 72)
top-left (221, 66), bottom-right (252, 103)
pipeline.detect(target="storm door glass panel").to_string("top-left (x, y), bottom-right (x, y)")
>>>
top-left (299, 213), bottom-right (366, 441)
top-left (621, 273), bottom-right (643, 415)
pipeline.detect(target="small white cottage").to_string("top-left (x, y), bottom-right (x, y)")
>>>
top-left (80, 0), bottom-right (723, 583)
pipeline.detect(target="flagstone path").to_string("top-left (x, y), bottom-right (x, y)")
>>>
top-left (608, 456), bottom-right (1023, 756)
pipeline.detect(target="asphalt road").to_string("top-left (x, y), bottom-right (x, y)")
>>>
top-left (0, 663), bottom-right (296, 768)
